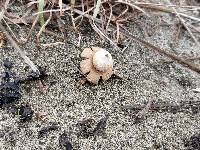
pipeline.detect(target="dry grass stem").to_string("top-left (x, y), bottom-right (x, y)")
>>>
top-left (36, 4), bottom-right (54, 43)
top-left (116, 0), bottom-right (149, 16)
top-left (0, 23), bottom-right (40, 75)
top-left (168, 1), bottom-right (200, 47)
top-left (119, 26), bottom-right (200, 75)
top-left (22, 15), bottom-right (39, 45)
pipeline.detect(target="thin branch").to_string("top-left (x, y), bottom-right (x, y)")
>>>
top-left (90, 19), bottom-right (119, 50)
top-left (105, 2), bottom-right (112, 32)
top-left (116, 0), bottom-right (149, 16)
top-left (2, 18), bottom-right (19, 42)
top-left (168, 0), bottom-right (200, 47)
top-left (118, 26), bottom-right (200, 75)
top-left (0, 23), bottom-right (40, 75)
top-left (21, 15), bottom-right (39, 45)
top-left (134, 2), bottom-right (200, 9)
top-left (134, 2), bottom-right (200, 22)
top-left (74, 7), bottom-right (94, 21)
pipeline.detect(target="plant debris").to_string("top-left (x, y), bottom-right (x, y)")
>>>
top-left (35, 112), bottom-right (45, 121)
top-left (132, 100), bottom-right (153, 124)
top-left (0, 59), bottom-right (21, 107)
top-left (0, 23), bottom-right (40, 75)
top-left (184, 133), bottom-right (200, 150)
top-left (122, 101), bottom-right (200, 115)
top-left (38, 124), bottom-right (59, 137)
top-left (59, 132), bottom-right (73, 150)
top-left (1, 0), bottom-right (200, 149)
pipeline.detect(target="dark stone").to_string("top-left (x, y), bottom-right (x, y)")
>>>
top-left (93, 116), bottom-right (109, 134)
top-left (77, 116), bottom-right (109, 138)
top-left (3, 58), bottom-right (13, 69)
top-left (76, 118), bottom-right (95, 138)
top-left (19, 105), bottom-right (34, 122)
top-left (0, 59), bottom-right (21, 107)
top-left (59, 132), bottom-right (73, 150)
top-left (38, 124), bottom-right (59, 137)
top-left (184, 133), bottom-right (200, 150)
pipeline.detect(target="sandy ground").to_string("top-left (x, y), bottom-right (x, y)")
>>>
top-left (1, 3), bottom-right (200, 150)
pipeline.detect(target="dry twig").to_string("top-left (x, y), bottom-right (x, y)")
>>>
top-left (167, 0), bottom-right (200, 47)
top-left (118, 26), bottom-right (200, 75)
top-left (0, 23), bottom-right (40, 75)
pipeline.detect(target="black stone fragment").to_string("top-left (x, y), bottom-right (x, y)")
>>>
top-left (184, 133), bottom-right (200, 150)
top-left (93, 116), bottom-right (109, 135)
top-left (59, 132), bottom-right (73, 150)
top-left (176, 76), bottom-right (192, 87)
top-left (30, 66), bottom-right (47, 80)
top-left (9, 105), bottom-right (18, 115)
top-left (0, 92), bottom-right (21, 107)
top-left (0, 59), bottom-right (21, 107)
top-left (38, 124), bottom-right (59, 137)
top-left (3, 58), bottom-right (13, 69)
top-left (19, 105), bottom-right (34, 122)
top-left (62, 0), bottom-right (70, 4)
top-left (77, 116), bottom-right (109, 138)
top-left (76, 118), bottom-right (95, 138)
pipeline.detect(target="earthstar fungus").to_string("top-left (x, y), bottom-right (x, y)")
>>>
top-left (80, 47), bottom-right (113, 84)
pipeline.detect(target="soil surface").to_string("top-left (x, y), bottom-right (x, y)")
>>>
top-left (1, 1), bottom-right (200, 150)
